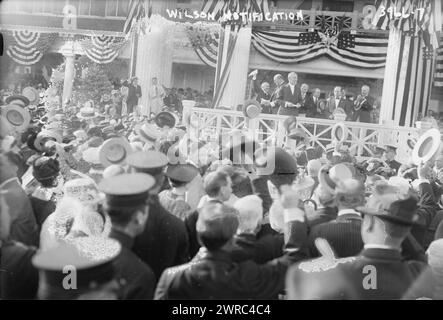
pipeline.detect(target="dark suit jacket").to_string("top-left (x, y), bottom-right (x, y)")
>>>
top-left (0, 241), bottom-right (38, 299)
top-left (3, 179), bottom-right (39, 246)
top-left (308, 213), bottom-right (364, 258)
top-left (154, 220), bottom-right (308, 300)
top-left (110, 229), bottom-right (156, 300)
top-left (270, 85), bottom-right (284, 114)
top-left (277, 84), bottom-right (303, 116)
top-left (255, 89), bottom-right (273, 114)
top-left (226, 224), bottom-right (284, 264)
top-left (287, 247), bottom-right (427, 300)
top-left (127, 84), bottom-right (142, 106)
top-left (300, 92), bottom-right (316, 117)
top-left (133, 197), bottom-right (190, 280)
top-left (326, 97), bottom-right (352, 119)
top-left (353, 95), bottom-right (374, 123)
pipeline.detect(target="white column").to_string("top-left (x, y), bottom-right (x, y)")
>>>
top-left (380, 29), bottom-right (402, 124)
top-left (60, 41), bottom-right (76, 109)
top-left (217, 25), bottom-right (252, 109)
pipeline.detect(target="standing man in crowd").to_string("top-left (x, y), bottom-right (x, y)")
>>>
top-left (300, 83), bottom-right (315, 117)
top-left (255, 82), bottom-right (272, 114)
top-left (270, 74), bottom-right (285, 114)
top-left (127, 77), bottom-right (142, 115)
top-left (353, 85), bottom-right (374, 123)
top-left (149, 77), bottom-right (165, 116)
top-left (327, 86), bottom-right (349, 119)
top-left (277, 72), bottom-right (303, 117)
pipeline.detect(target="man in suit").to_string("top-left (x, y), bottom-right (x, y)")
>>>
top-left (99, 173), bottom-right (157, 300)
top-left (127, 151), bottom-right (190, 280)
top-left (277, 72), bottom-right (303, 117)
top-left (308, 179), bottom-right (365, 258)
top-left (227, 195), bottom-right (284, 264)
top-left (270, 74), bottom-right (285, 114)
top-left (300, 83), bottom-right (316, 117)
top-left (311, 88), bottom-right (328, 119)
top-left (155, 187), bottom-right (309, 300)
top-left (326, 86), bottom-right (349, 119)
top-left (353, 85), bottom-right (374, 123)
top-left (287, 184), bottom-right (427, 300)
top-left (255, 82), bottom-right (272, 114)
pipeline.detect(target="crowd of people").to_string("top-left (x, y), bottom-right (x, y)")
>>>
top-left (1, 76), bottom-right (443, 301)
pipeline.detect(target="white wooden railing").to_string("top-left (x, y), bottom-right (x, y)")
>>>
top-left (183, 105), bottom-right (419, 164)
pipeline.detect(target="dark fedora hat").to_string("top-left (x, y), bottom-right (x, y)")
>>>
top-left (155, 111), bottom-right (177, 128)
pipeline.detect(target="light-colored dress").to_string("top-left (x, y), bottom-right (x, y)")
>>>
top-left (148, 84), bottom-right (165, 115)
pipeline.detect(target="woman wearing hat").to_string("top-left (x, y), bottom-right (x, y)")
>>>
top-left (28, 156), bottom-right (63, 227)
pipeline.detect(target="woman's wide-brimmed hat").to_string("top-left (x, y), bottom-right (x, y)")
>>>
top-left (318, 163), bottom-right (353, 194)
top-left (22, 87), bottom-right (40, 105)
top-left (0, 104), bottom-right (31, 132)
top-left (34, 128), bottom-right (63, 151)
top-left (98, 137), bottom-right (133, 168)
top-left (5, 94), bottom-right (30, 107)
top-left (155, 111), bottom-right (178, 128)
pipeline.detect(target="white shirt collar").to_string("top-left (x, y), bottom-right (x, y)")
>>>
top-left (364, 244), bottom-right (400, 251)
top-left (337, 208), bottom-right (361, 217)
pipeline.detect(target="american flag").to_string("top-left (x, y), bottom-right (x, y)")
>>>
top-left (123, 0), bottom-right (151, 34)
top-left (435, 38), bottom-right (443, 87)
top-left (201, 0), bottom-right (270, 22)
top-left (251, 30), bottom-right (388, 68)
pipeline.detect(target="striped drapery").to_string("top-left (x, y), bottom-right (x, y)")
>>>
top-left (123, 0), bottom-right (151, 34)
top-left (435, 37), bottom-right (443, 88)
top-left (381, 29), bottom-right (435, 127)
top-left (79, 35), bottom-right (127, 64)
top-left (4, 30), bottom-right (58, 65)
top-left (212, 24), bottom-right (241, 108)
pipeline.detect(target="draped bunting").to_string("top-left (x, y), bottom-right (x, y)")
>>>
top-left (251, 29), bottom-right (389, 69)
top-left (4, 30), bottom-right (58, 65)
top-left (435, 37), bottom-right (443, 88)
top-left (79, 35), bottom-right (127, 64)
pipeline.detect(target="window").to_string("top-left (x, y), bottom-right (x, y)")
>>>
top-left (90, 0), bottom-right (106, 16)
top-left (322, 0), bottom-right (354, 12)
top-left (117, 0), bottom-right (129, 17)
top-left (78, 0), bottom-right (91, 15)
top-left (106, 0), bottom-right (118, 16)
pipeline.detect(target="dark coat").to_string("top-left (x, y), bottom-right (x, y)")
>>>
top-left (255, 89), bottom-right (273, 114)
top-left (2, 179), bottom-right (39, 246)
top-left (29, 196), bottom-right (56, 227)
top-left (287, 247), bottom-right (427, 300)
top-left (110, 229), bottom-right (157, 300)
top-left (270, 84), bottom-right (284, 114)
top-left (133, 197), bottom-right (190, 280)
top-left (226, 224), bottom-right (284, 264)
top-left (0, 241), bottom-right (38, 299)
top-left (353, 96), bottom-right (374, 123)
top-left (127, 84), bottom-right (142, 106)
top-left (308, 212), bottom-right (364, 258)
top-left (154, 220), bottom-right (308, 300)
top-left (308, 211), bottom-right (427, 262)
top-left (277, 84), bottom-right (303, 116)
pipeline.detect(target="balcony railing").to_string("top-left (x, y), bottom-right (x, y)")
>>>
top-left (183, 105), bottom-right (418, 164)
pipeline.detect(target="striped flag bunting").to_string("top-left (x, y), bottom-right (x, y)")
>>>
top-left (435, 38), bottom-right (443, 87)
top-left (4, 30), bottom-right (58, 65)
top-left (194, 33), bottom-right (219, 68)
top-left (251, 29), bottom-right (389, 68)
top-left (372, 0), bottom-right (439, 48)
top-left (385, 32), bottom-right (435, 126)
top-left (80, 35), bottom-right (127, 64)
top-left (123, 0), bottom-right (151, 34)
top-left (201, 0), bottom-right (270, 22)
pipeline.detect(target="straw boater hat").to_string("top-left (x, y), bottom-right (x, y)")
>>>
top-left (136, 123), bottom-right (161, 144)
top-left (63, 178), bottom-right (104, 206)
top-left (331, 122), bottom-right (348, 144)
top-left (318, 163), bottom-right (353, 194)
top-left (98, 137), bottom-right (133, 168)
top-left (22, 87), bottom-right (40, 105)
top-left (77, 107), bottom-right (99, 120)
top-left (5, 94), bottom-right (30, 108)
top-left (34, 127), bottom-right (63, 151)
top-left (412, 128), bottom-right (441, 165)
top-left (242, 99), bottom-right (261, 119)
top-left (0, 104), bottom-right (31, 132)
